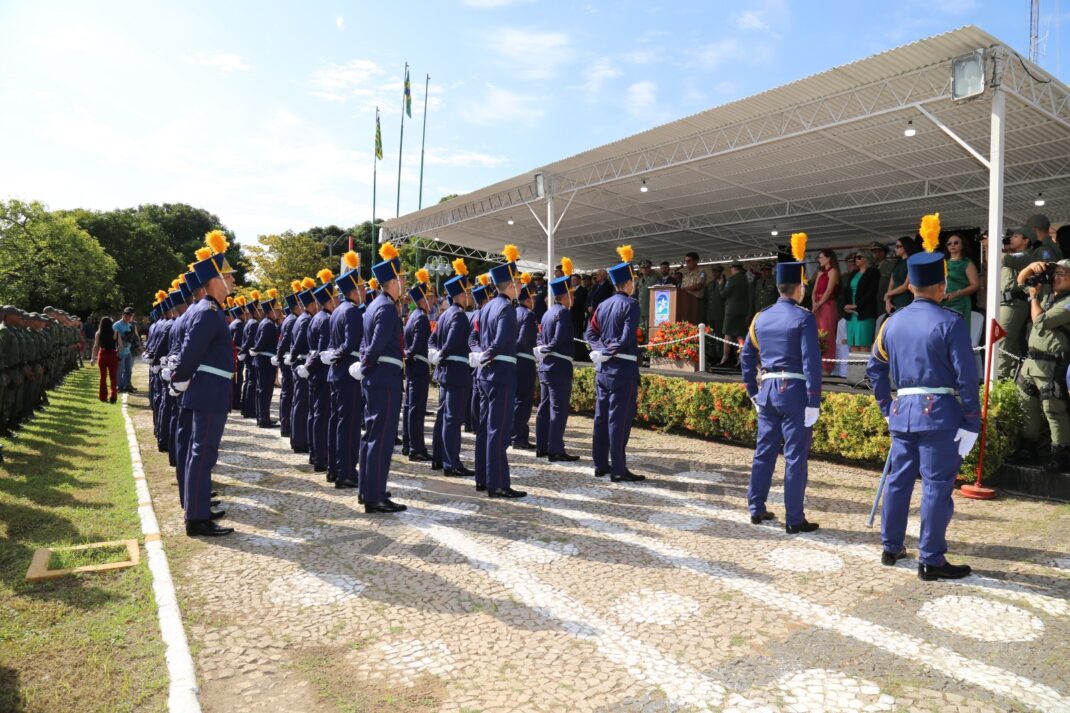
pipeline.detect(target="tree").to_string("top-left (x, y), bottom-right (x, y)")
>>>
top-left (245, 231), bottom-right (335, 293)
top-left (65, 208), bottom-right (186, 310)
top-left (0, 199), bottom-right (118, 314)
top-left (135, 203), bottom-right (248, 285)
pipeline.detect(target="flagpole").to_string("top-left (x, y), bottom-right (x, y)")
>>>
top-left (396, 61), bottom-right (407, 218)
top-left (418, 73), bottom-right (430, 210)
top-left (373, 107), bottom-right (379, 253)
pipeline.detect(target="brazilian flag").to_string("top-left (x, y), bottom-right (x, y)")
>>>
top-left (404, 67), bottom-right (412, 118)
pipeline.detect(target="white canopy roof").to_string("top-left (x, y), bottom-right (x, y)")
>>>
top-left (382, 26), bottom-right (1070, 269)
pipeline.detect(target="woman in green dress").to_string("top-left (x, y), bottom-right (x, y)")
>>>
top-left (943, 233), bottom-right (980, 330)
top-left (844, 252), bottom-right (879, 351)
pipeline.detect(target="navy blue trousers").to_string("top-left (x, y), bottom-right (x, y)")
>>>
top-left (476, 378), bottom-right (515, 491)
top-left (309, 375), bottom-right (329, 467)
top-left (331, 377), bottom-right (363, 483)
top-left (231, 364), bottom-right (242, 410)
top-left (433, 379), bottom-right (470, 470)
top-left (289, 373), bottom-right (310, 450)
top-left (241, 359), bottom-right (257, 417)
top-left (511, 361), bottom-right (536, 445)
top-left (749, 404), bottom-right (810, 527)
top-left (149, 371), bottom-right (161, 436)
top-left (174, 407), bottom-right (194, 507)
top-left (466, 377), bottom-right (482, 432)
top-left (403, 367), bottom-right (430, 454)
top-left (882, 429), bottom-right (960, 566)
top-left (256, 359), bottom-right (276, 425)
top-left (359, 374), bottom-right (402, 503)
top-left (183, 409), bottom-right (227, 521)
top-left (592, 371), bottom-right (637, 477)
top-left (535, 374), bottom-right (572, 455)
top-left (278, 364), bottom-right (293, 435)
top-left (158, 390), bottom-right (176, 455)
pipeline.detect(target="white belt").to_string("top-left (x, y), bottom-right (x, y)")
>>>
top-left (548, 351), bottom-right (573, 363)
top-left (517, 352), bottom-right (536, 362)
top-left (761, 371), bottom-right (806, 381)
top-left (255, 350), bottom-right (275, 356)
top-left (349, 351), bottom-right (361, 359)
top-left (613, 353), bottom-right (637, 362)
top-left (292, 354), bottom-right (308, 361)
top-left (445, 355), bottom-right (470, 365)
top-left (414, 354), bottom-right (431, 365)
top-left (493, 355), bottom-right (517, 364)
top-left (897, 386), bottom-right (957, 396)
top-left (197, 364), bottom-right (234, 380)
top-left (378, 356), bottom-right (404, 369)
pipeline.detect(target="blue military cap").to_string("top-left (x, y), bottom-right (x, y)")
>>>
top-left (178, 281), bottom-right (193, 302)
top-left (489, 262), bottom-right (517, 285)
top-left (409, 282), bottom-right (432, 305)
top-left (192, 230), bottom-right (234, 285)
top-left (283, 292), bottom-right (298, 309)
top-left (608, 245), bottom-right (635, 286)
top-left (516, 284), bottom-right (533, 302)
top-left (297, 289), bottom-right (316, 307)
top-left (371, 243), bottom-right (404, 286)
top-left (312, 282), bottom-right (336, 305)
top-left (184, 270), bottom-right (202, 290)
top-left (444, 274), bottom-right (469, 301)
top-left (775, 262), bottom-right (805, 284)
top-left (549, 275), bottom-right (572, 298)
top-left (471, 284), bottom-right (492, 305)
top-left (282, 303), bottom-right (291, 316)
top-left (336, 251), bottom-right (363, 294)
top-left (907, 252), bottom-right (946, 288)
top-left (226, 307), bottom-right (238, 319)
top-left (167, 290), bottom-right (183, 309)
top-left (150, 307), bottom-right (158, 321)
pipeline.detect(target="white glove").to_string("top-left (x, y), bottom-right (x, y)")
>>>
top-left (348, 361), bottom-right (364, 381)
top-left (428, 348), bottom-right (442, 366)
top-left (248, 350), bottom-right (258, 357)
top-left (296, 364), bottom-right (309, 379)
top-left (590, 350), bottom-right (610, 365)
top-left (141, 354), bottom-right (151, 363)
top-left (953, 428), bottom-right (979, 459)
top-left (161, 367), bottom-right (172, 382)
top-left (319, 350), bottom-right (337, 365)
top-left (468, 352), bottom-right (483, 369)
top-left (237, 353), bottom-right (246, 362)
top-left (534, 349), bottom-right (546, 364)
top-left (270, 356), bottom-right (279, 366)
top-left (172, 379), bottom-right (190, 392)
top-left (536, 345), bottom-right (551, 355)
top-left (804, 407), bottom-right (820, 428)
top-left (283, 353), bottom-right (293, 366)
top-left (150, 365), bottom-right (161, 374)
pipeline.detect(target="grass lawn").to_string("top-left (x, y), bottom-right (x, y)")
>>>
top-left (0, 365), bottom-right (167, 713)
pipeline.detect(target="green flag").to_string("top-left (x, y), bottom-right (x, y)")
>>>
top-left (404, 67), bottom-right (412, 118)
top-left (375, 112), bottom-right (383, 160)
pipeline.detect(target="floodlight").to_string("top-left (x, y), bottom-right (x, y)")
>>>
top-left (951, 51), bottom-right (986, 101)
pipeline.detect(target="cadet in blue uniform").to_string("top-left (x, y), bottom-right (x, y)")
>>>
top-left (465, 279), bottom-right (493, 433)
top-left (403, 269), bottom-right (433, 461)
top-left (511, 274), bottom-right (538, 450)
top-left (306, 270), bottom-right (338, 474)
top-left (229, 298), bottom-right (247, 410)
top-left (355, 243), bottom-right (408, 513)
top-left (252, 289), bottom-right (281, 428)
top-left (158, 287), bottom-right (187, 457)
top-left (472, 245), bottom-right (527, 498)
top-left (288, 278), bottom-right (317, 453)
top-left (168, 269), bottom-right (208, 499)
top-left (867, 213), bottom-right (980, 580)
top-left (430, 260), bottom-right (475, 476)
top-left (740, 241), bottom-right (822, 533)
top-left (277, 281), bottom-right (303, 438)
top-left (145, 291), bottom-right (172, 440)
top-left (535, 257), bottom-right (580, 461)
top-left (586, 245), bottom-right (645, 482)
top-left (240, 294), bottom-right (262, 418)
top-left (171, 230), bottom-right (237, 537)
top-left (328, 252), bottom-right (366, 490)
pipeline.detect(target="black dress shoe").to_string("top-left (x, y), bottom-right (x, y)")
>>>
top-left (918, 560), bottom-right (972, 581)
top-left (475, 483), bottom-right (487, 492)
top-left (209, 508), bottom-right (226, 520)
top-left (549, 452), bottom-right (580, 462)
top-left (408, 451), bottom-right (432, 463)
top-left (157, 444), bottom-right (168, 453)
top-left (313, 463), bottom-right (328, 473)
top-left (489, 487), bottom-right (527, 498)
top-left (257, 421), bottom-right (280, 428)
top-left (611, 472), bottom-right (645, 483)
top-left (395, 436), bottom-right (403, 445)
top-left (881, 548), bottom-right (908, 566)
top-left (280, 431), bottom-right (291, 438)
top-left (431, 460), bottom-right (443, 470)
top-left (211, 499), bottom-right (221, 507)
top-left (750, 511), bottom-right (775, 525)
top-left (186, 520), bottom-right (234, 537)
top-left (326, 470), bottom-right (336, 483)
top-left (401, 448), bottom-right (410, 456)
top-left (293, 445), bottom-right (309, 454)
top-left (535, 450), bottom-right (548, 458)
top-left (594, 469), bottom-right (608, 478)
top-left (357, 490), bottom-right (391, 505)
top-left (785, 520), bottom-right (819, 534)
top-left (511, 441), bottom-right (535, 451)
top-left (334, 480), bottom-right (358, 489)
top-left (364, 498), bottom-right (407, 513)
top-left (444, 465), bottom-right (476, 477)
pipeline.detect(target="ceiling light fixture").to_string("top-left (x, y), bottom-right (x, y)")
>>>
top-left (903, 120), bottom-right (916, 137)
top-left (770, 226), bottom-right (779, 237)
top-left (1035, 192), bottom-right (1046, 207)
top-left (640, 180), bottom-right (649, 193)
top-left (507, 217), bottom-right (515, 225)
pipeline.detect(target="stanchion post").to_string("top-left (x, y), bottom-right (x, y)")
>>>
top-left (960, 318), bottom-right (1000, 500)
top-left (698, 323), bottom-right (706, 372)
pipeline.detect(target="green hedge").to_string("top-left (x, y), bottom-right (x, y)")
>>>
top-left (569, 368), bottom-right (1021, 480)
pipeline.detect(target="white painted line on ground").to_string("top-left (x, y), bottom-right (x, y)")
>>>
top-left (122, 394), bottom-right (201, 713)
top-left (529, 490), bottom-right (1070, 713)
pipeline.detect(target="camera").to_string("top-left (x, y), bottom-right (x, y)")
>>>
top-left (1024, 263), bottom-right (1055, 287)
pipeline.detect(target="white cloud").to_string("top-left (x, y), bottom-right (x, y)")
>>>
top-left (459, 83), bottom-right (545, 126)
top-left (486, 28), bottom-right (574, 79)
top-left (626, 81), bottom-right (658, 118)
top-left (463, 0), bottom-right (536, 6)
top-left (735, 10), bottom-right (769, 30)
top-left (580, 57), bottom-right (622, 94)
top-left (308, 60), bottom-right (386, 103)
top-left (185, 52), bottom-right (252, 74)
top-left (424, 148), bottom-right (507, 168)
top-left (336, 15), bottom-right (345, 30)
top-left (693, 39), bottom-right (742, 70)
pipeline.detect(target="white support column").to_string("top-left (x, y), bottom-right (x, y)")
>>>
top-left (546, 194), bottom-right (555, 312)
top-left (984, 76), bottom-right (1006, 381)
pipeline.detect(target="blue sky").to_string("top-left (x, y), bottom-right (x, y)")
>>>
top-left (0, 0), bottom-right (1066, 244)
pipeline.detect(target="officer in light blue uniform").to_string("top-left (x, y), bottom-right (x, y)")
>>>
top-left (465, 281), bottom-right (493, 433)
top-left (740, 259), bottom-right (822, 532)
top-left (328, 252), bottom-right (366, 490)
top-left (252, 291), bottom-right (281, 428)
top-left (229, 300), bottom-right (247, 410)
top-left (403, 273), bottom-right (433, 461)
top-left (430, 262), bottom-right (475, 476)
top-left (171, 234), bottom-right (237, 537)
top-left (535, 261), bottom-right (579, 462)
top-left (306, 273), bottom-right (338, 474)
top-left (511, 276), bottom-right (538, 450)
top-left (472, 247), bottom-right (527, 498)
top-left (585, 245), bottom-right (645, 483)
top-left (867, 243), bottom-right (980, 581)
top-left (277, 284), bottom-right (302, 439)
top-left (288, 280), bottom-right (317, 454)
top-left (240, 297), bottom-right (262, 418)
top-left (356, 244), bottom-right (408, 513)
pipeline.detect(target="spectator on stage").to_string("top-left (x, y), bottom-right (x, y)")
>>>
top-left (811, 249), bottom-right (841, 375)
top-left (871, 242), bottom-right (895, 305)
top-left (704, 265), bottom-right (725, 338)
top-left (680, 251), bottom-right (708, 322)
top-left (943, 233), bottom-right (980, 330)
top-left (570, 273), bottom-right (589, 359)
top-left (91, 315), bottom-right (122, 403)
top-left (839, 252), bottom-right (857, 317)
top-left (587, 268), bottom-right (613, 321)
top-left (844, 252), bottom-right (879, 351)
top-left (884, 236), bottom-right (916, 314)
top-left (532, 272), bottom-right (549, 321)
top-left (658, 260), bottom-right (672, 284)
top-left (635, 259), bottom-right (656, 334)
top-left (719, 262), bottom-right (749, 366)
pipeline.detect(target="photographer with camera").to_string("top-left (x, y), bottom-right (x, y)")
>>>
top-left (998, 228), bottom-right (1037, 379)
top-left (1009, 259), bottom-right (1070, 471)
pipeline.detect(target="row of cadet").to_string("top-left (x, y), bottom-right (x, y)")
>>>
top-left (0, 306), bottom-right (82, 462)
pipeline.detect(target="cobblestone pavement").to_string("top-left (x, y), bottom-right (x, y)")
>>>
top-left (130, 369), bottom-right (1070, 713)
